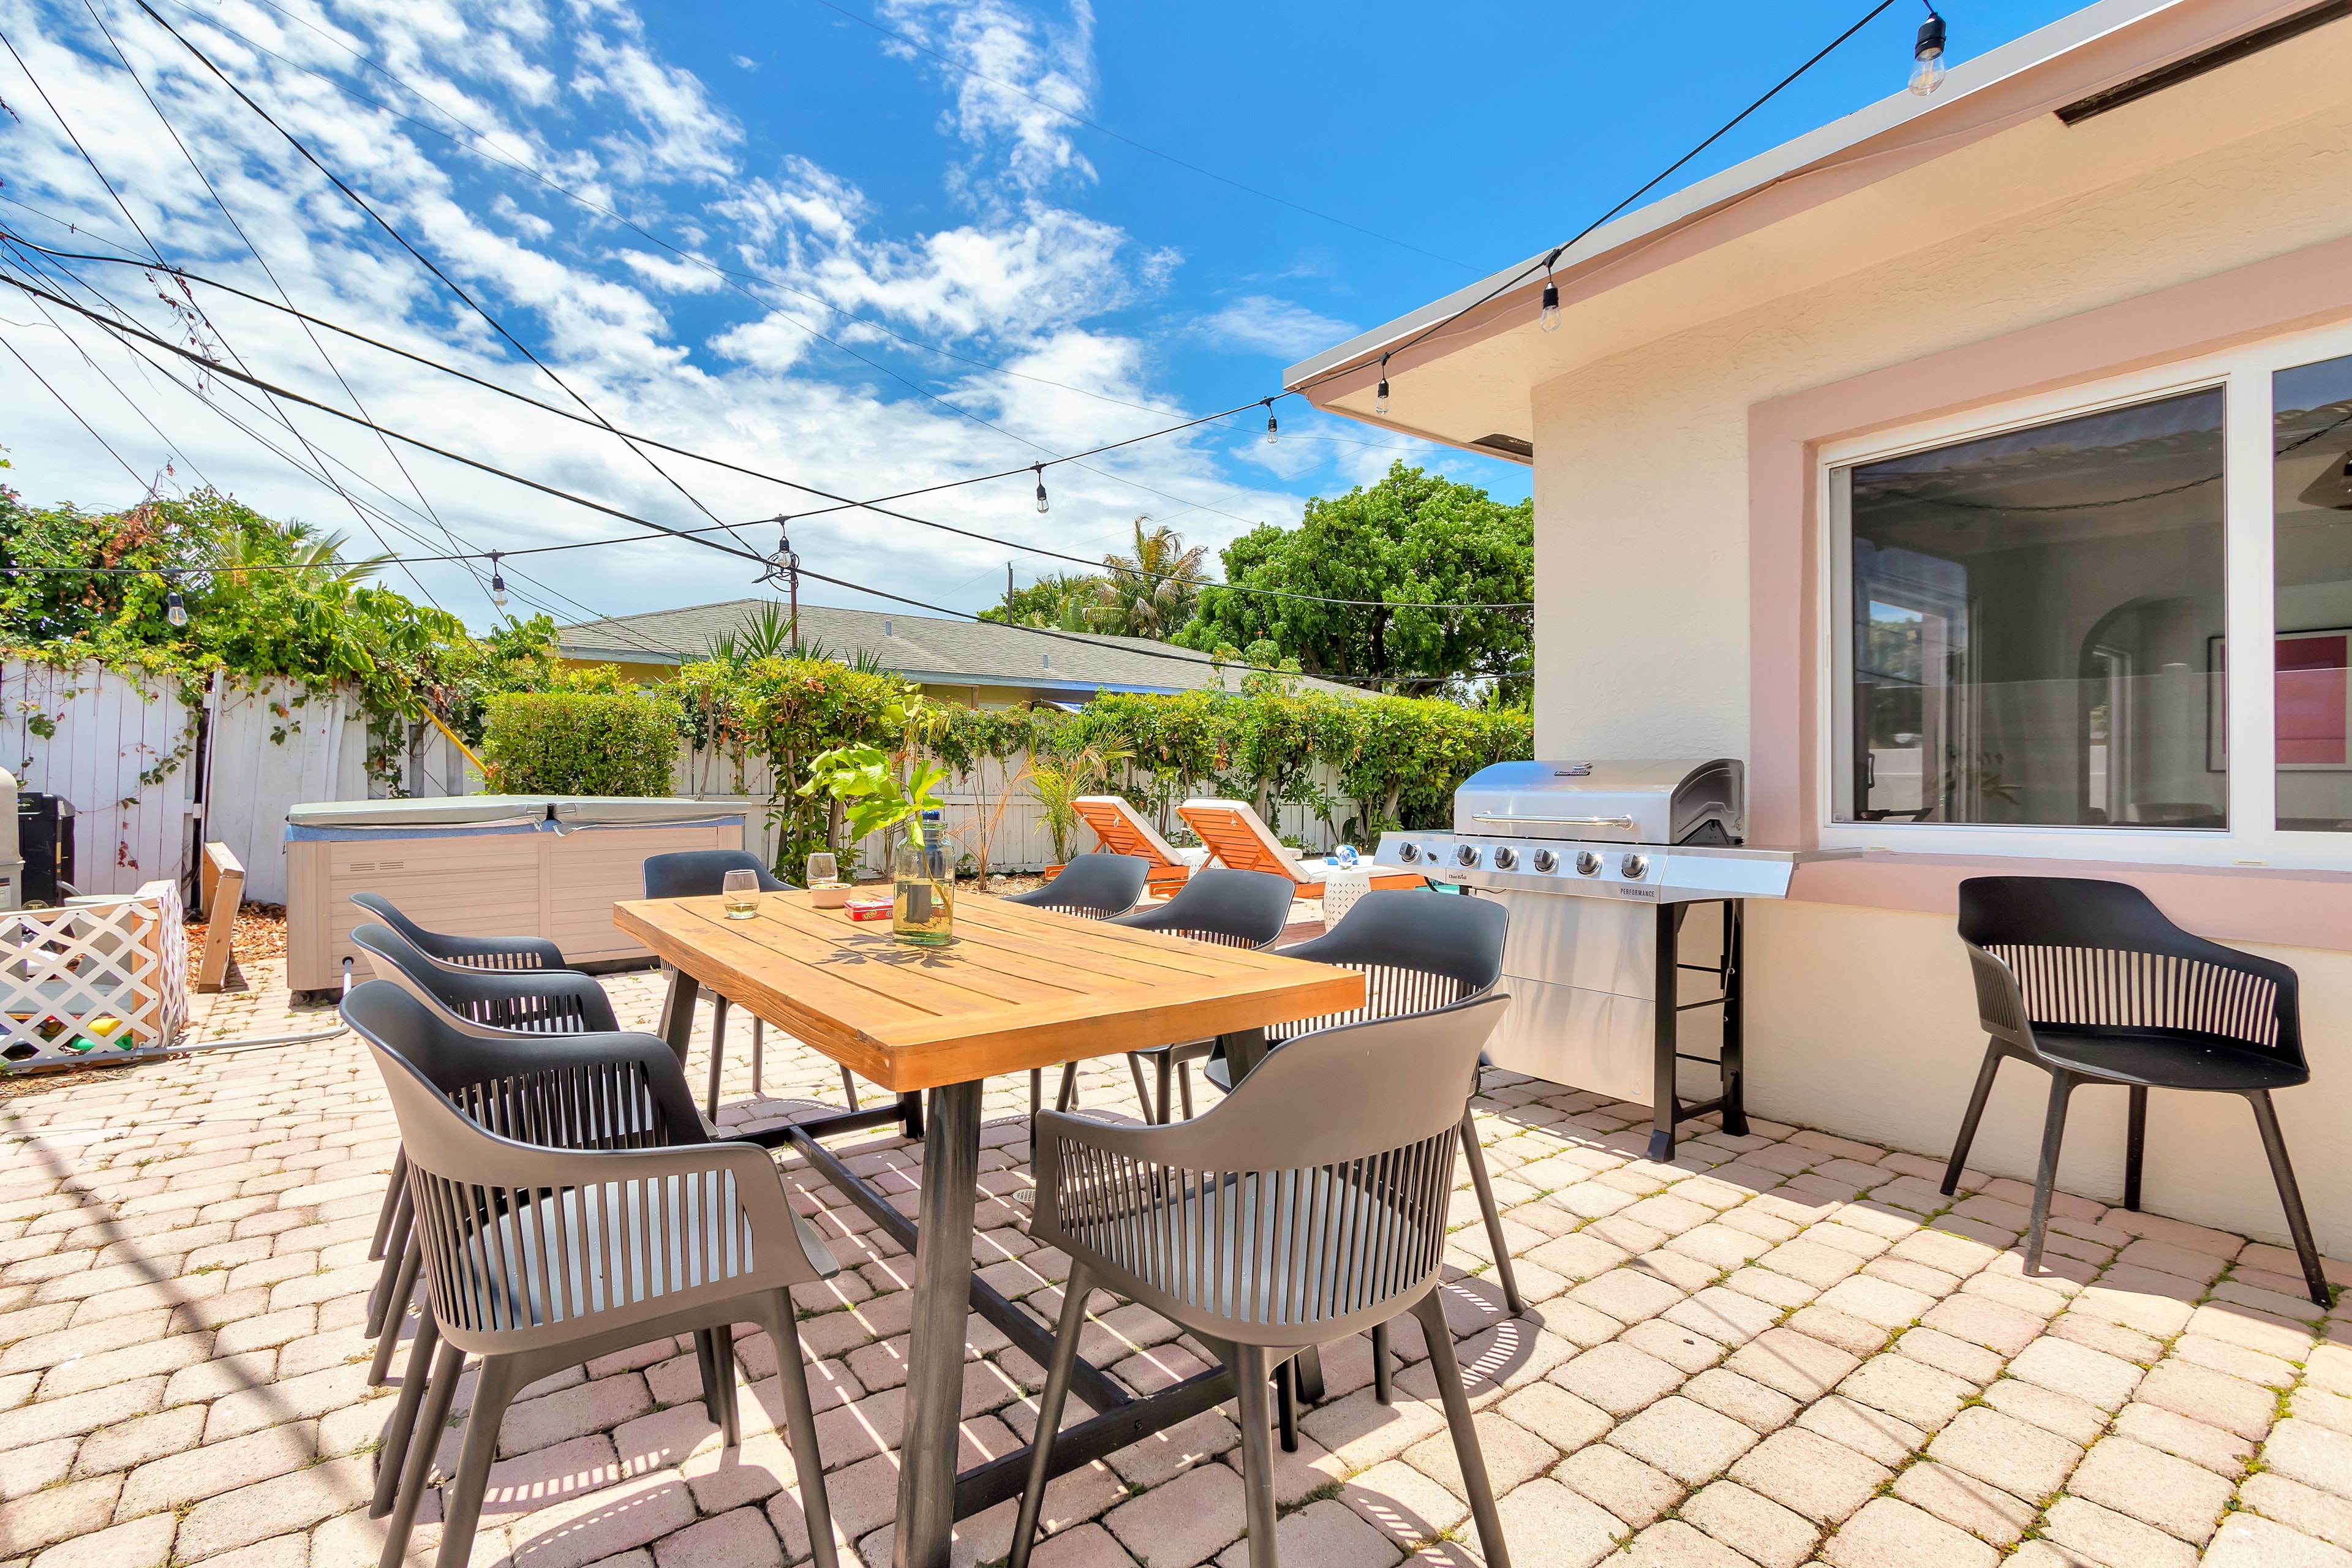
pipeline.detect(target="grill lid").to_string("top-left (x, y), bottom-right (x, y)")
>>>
top-left (1452, 759), bottom-right (1745, 845)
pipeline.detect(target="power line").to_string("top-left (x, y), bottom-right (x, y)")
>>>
top-left (130, 0), bottom-right (768, 568)
top-left (142, 0), bottom-right (1282, 533)
top-left (1287, 0), bottom-right (1903, 404)
top-left (0, 270), bottom-right (1535, 611)
top-left (162, 0), bottom-right (1278, 431)
top-left (2, 336), bottom-right (152, 488)
top-left (75, 0), bottom-right (466, 611)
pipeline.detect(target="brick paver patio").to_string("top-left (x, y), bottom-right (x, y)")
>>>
top-left (3, 946), bottom-right (2350, 1568)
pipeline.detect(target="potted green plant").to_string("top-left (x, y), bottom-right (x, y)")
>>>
top-left (801, 745), bottom-right (956, 945)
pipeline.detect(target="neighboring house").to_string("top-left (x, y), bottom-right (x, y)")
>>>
top-left (1292, 0), bottom-right (2352, 1251)
top-left (555, 598), bottom-right (1351, 706)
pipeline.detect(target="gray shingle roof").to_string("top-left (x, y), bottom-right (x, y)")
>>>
top-left (556, 598), bottom-right (1352, 698)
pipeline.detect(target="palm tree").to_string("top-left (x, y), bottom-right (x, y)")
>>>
top-left (1091, 518), bottom-right (1208, 640)
top-left (213, 518), bottom-right (385, 591)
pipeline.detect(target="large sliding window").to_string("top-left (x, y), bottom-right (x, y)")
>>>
top-left (1824, 324), bottom-right (2352, 867)
top-left (1838, 389), bottom-right (2228, 829)
top-left (2274, 355), bottom-right (2352, 832)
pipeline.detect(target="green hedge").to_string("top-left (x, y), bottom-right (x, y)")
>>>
top-left (480, 692), bottom-right (680, 796)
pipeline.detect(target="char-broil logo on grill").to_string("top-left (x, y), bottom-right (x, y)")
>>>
top-left (1553, 764), bottom-right (1592, 777)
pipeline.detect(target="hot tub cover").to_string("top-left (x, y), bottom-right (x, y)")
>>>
top-left (285, 796), bottom-right (549, 830)
top-left (548, 797), bottom-right (747, 826)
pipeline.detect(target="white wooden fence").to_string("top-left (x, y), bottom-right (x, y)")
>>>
top-left (3, 660), bottom-right (1364, 908)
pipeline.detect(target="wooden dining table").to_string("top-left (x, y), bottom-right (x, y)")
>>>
top-left (613, 888), bottom-right (1365, 1568)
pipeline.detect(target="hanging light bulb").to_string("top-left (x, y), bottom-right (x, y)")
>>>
top-left (489, 550), bottom-right (508, 611)
top-left (1910, 6), bottom-right (1948, 95)
top-left (1375, 354), bottom-right (1390, 415)
top-left (164, 581), bottom-right (188, 628)
top-left (1540, 277), bottom-right (1561, 333)
top-left (1034, 464), bottom-right (1049, 514)
top-left (1264, 399), bottom-right (1278, 445)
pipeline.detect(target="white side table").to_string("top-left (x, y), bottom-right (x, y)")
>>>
top-left (1320, 864), bottom-right (1373, 927)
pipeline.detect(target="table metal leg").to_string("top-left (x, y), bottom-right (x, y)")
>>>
top-left (1219, 1027), bottom-right (1270, 1085)
top-left (657, 965), bottom-right (699, 1069)
top-left (892, 1079), bottom-right (982, 1568)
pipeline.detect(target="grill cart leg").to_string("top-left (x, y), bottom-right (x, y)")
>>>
top-left (1719, 900), bottom-right (1748, 1137)
top-left (1648, 903), bottom-right (1683, 1164)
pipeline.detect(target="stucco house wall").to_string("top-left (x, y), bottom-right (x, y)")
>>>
top-left (1521, 61), bottom-right (2352, 1249)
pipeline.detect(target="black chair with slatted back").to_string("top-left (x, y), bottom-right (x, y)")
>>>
top-left (642, 851), bottom-right (820, 1117)
top-left (1005, 853), bottom-right (1148, 919)
top-left (1947, 876), bottom-right (2328, 1305)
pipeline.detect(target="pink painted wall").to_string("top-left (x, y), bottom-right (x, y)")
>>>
top-left (1749, 233), bottom-right (2352, 951)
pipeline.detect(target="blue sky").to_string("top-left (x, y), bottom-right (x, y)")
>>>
top-left (0, 0), bottom-right (2080, 638)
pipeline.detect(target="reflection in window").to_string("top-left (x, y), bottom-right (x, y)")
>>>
top-left (2274, 356), bottom-right (2352, 831)
top-left (1842, 388), bottom-right (2227, 827)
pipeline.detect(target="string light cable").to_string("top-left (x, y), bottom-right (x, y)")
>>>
top-left (36, 0), bottom-right (1918, 545)
top-left (1284, 0), bottom-right (1904, 405)
top-left (0, 268), bottom-right (1534, 612)
top-left (130, 0), bottom-right (1283, 535)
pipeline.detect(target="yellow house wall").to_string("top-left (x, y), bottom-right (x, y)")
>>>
top-left (1523, 85), bottom-right (2352, 1249)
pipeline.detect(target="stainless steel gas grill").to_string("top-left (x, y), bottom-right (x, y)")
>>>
top-left (1373, 760), bottom-right (1855, 1161)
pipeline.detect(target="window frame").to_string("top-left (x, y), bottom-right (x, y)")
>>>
top-left (1811, 320), bottom-right (2352, 871)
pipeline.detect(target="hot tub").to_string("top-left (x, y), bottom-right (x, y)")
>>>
top-left (284, 796), bottom-right (746, 992)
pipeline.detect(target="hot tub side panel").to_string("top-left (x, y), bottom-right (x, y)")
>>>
top-left (287, 818), bottom-right (743, 990)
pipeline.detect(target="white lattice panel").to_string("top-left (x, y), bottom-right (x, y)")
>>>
top-left (1, 880), bottom-right (187, 1069)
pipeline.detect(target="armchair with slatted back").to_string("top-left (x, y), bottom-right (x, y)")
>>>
top-left (338, 960), bottom-right (733, 1526)
top-left (1945, 876), bottom-right (2328, 1305)
top-left (1010, 995), bottom-right (1516, 1568)
top-left (344, 982), bottom-right (843, 1568)
top-left (1243, 888), bottom-right (1524, 1395)
top-left (352, 921), bottom-right (627, 1371)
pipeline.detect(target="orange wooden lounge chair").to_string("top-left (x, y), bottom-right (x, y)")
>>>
top-left (1072, 796), bottom-right (1194, 895)
top-left (1175, 797), bottom-right (1426, 899)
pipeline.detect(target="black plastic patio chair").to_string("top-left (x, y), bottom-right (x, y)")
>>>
top-left (643, 850), bottom-right (838, 1117)
top-left (1007, 853), bottom-right (1149, 1119)
top-left (346, 894), bottom-right (582, 1356)
top-left (1005, 852), bottom-right (1148, 918)
top-left (1011, 993), bottom-right (1516, 1568)
top-left (344, 982), bottom-right (842, 1568)
top-left (337, 982), bottom-right (735, 1528)
top-left (1101, 867), bottom-right (1295, 1124)
top-left (355, 921), bottom-right (619, 1035)
top-left (350, 891), bottom-right (565, 972)
top-left (352, 921), bottom-right (628, 1372)
top-left (1945, 876), bottom-right (2329, 1305)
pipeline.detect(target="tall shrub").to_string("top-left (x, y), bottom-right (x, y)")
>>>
top-left (480, 691), bottom-right (680, 796)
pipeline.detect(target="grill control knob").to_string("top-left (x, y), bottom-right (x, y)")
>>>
top-left (1621, 853), bottom-right (1649, 881)
top-left (1397, 842), bottom-right (1419, 863)
top-left (1532, 848), bottom-right (1558, 873)
top-left (1455, 843), bottom-right (1482, 868)
top-left (1492, 845), bottom-right (1518, 870)
top-left (1575, 850), bottom-right (1602, 876)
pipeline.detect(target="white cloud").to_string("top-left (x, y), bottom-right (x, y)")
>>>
top-left (730, 53), bottom-right (756, 70)
top-left (875, 0), bottom-right (1096, 200)
top-left (0, 0), bottom-right (1335, 635)
top-left (1197, 295), bottom-right (1359, 358)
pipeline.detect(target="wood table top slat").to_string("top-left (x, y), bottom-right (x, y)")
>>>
top-left (614, 890), bottom-right (1365, 1091)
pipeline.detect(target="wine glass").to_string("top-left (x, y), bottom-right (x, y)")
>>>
top-left (722, 868), bottom-right (760, 919)
top-left (806, 851), bottom-right (839, 888)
